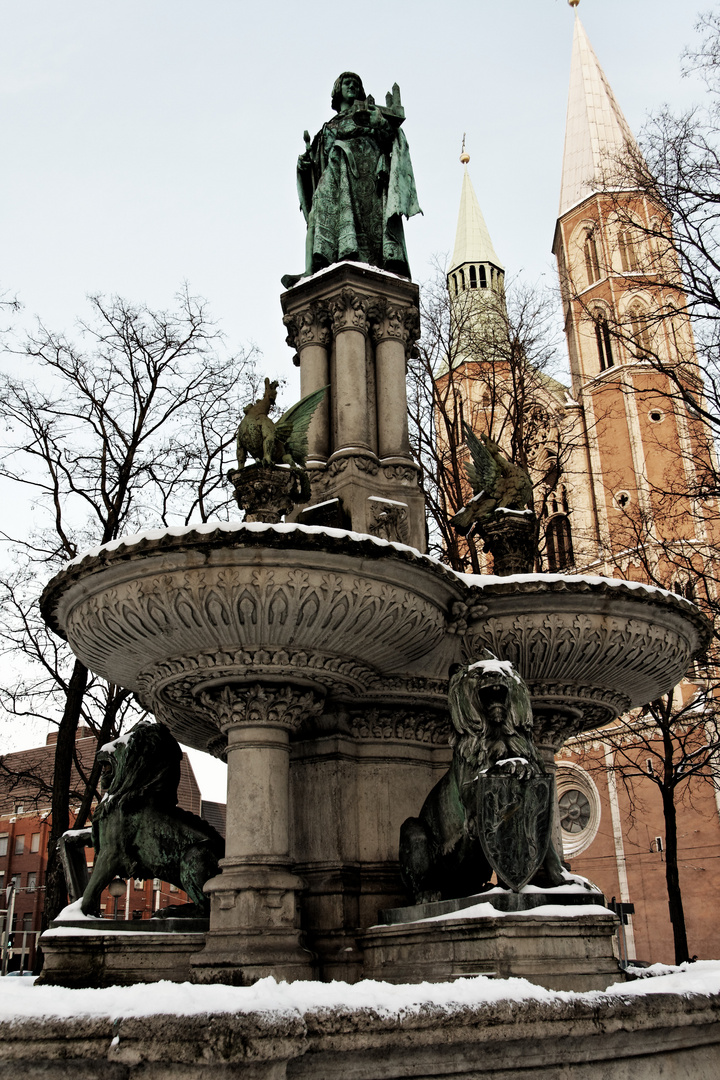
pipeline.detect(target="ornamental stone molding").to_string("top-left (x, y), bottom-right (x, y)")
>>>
top-left (367, 297), bottom-right (420, 351)
top-left (282, 299), bottom-right (332, 351)
top-left (329, 287), bottom-right (369, 334)
top-left (350, 708), bottom-right (449, 744)
top-left (198, 683), bottom-right (324, 735)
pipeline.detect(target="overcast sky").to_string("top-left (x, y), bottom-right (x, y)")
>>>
top-left (0, 0), bottom-right (708, 788)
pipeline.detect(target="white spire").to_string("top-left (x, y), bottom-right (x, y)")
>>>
top-left (450, 166), bottom-right (503, 273)
top-left (559, 15), bottom-right (639, 217)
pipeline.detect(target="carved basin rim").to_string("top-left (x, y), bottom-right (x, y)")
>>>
top-left (40, 521), bottom-right (464, 640)
top-left (464, 572), bottom-right (712, 656)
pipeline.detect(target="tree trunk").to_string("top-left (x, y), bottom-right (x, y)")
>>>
top-left (43, 659), bottom-right (88, 925)
top-left (661, 786), bottom-right (690, 965)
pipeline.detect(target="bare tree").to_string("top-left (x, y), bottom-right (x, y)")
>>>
top-left (0, 288), bottom-right (257, 920)
top-left (408, 266), bottom-right (583, 572)
top-left (572, 686), bottom-right (720, 965)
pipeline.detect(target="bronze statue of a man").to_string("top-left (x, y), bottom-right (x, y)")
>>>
top-left (282, 73), bottom-right (421, 288)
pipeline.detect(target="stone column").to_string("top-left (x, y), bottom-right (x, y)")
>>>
top-left (191, 683), bottom-right (324, 985)
top-left (369, 299), bottom-right (419, 462)
top-left (329, 287), bottom-right (374, 456)
top-left (283, 301), bottom-right (331, 464)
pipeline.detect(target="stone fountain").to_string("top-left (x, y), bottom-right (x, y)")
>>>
top-left (37, 72), bottom-right (710, 992)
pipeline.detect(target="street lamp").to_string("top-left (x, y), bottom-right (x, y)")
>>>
top-left (108, 878), bottom-right (127, 921)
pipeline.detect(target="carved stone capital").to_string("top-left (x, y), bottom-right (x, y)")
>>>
top-left (199, 683), bottom-right (324, 735)
top-left (329, 288), bottom-right (369, 334)
top-left (283, 300), bottom-right (332, 351)
top-left (350, 707), bottom-right (450, 745)
top-left (368, 298), bottom-right (420, 350)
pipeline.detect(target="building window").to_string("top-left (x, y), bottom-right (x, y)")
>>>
top-left (558, 789), bottom-right (592, 834)
top-left (469, 265), bottom-right (477, 289)
top-left (674, 579), bottom-right (696, 602)
top-left (22, 912), bottom-right (33, 932)
top-left (459, 269), bottom-right (466, 291)
top-left (584, 229), bottom-right (601, 284)
top-left (14, 836), bottom-right (24, 855)
top-left (594, 316), bottom-right (614, 371)
top-left (628, 300), bottom-right (651, 357)
top-left (134, 879), bottom-right (144, 890)
top-left (0, 835), bottom-right (7, 857)
top-left (27, 872), bottom-right (37, 892)
top-left (546, 515), bottom-right (574, 571)
top-left (648, 408), bottom-right (664, 424)
top-left (479, 265), bottom-right (487, 289)
top-left (15, 805), bottom-right (24, 815)
top-left (452, 274), bottom-right (458, 296)
top-left (646, 758), bottom-right (654, 775)
top-left (556, 763), bottom-right (601, 857)
top-left (30, 833), bottom-right (40, 854)
top-left (655, 836), bottom-right (664, 853)
top-left (10, 874), bottom-right (20, 891)
top-left (618, 228), bottom-right (639, 272)
top-left (614, 490), bottom-right (631, 510)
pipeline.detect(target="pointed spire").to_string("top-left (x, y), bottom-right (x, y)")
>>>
top-left (559, 14), bottom-right (639, 216)
top-left (449, 165), bottom-right (503, 274)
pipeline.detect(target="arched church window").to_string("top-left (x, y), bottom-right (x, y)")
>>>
top-left (546, 515), bottom-right (574, 572)
top-left (618, 228), bottom-right (639, 272)
top-left (594, 315), bottom-right (614, 371)
top-left (459, 268), bottom-right (466, 291)
top-left (452, 274), bottom-right (458, 296)
top-left (479, 265), bottom-right (488, 289)
top-left (584, 229), bottom-right (601, 285)
top-left (628, 300), bottom-right (652, 357)
top-left (469, 265), bottom-right (477, 289)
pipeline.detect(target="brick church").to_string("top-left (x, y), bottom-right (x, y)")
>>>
top-left (446, 9), bottom-right (720, 963)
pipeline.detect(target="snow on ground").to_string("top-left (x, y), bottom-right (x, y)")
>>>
top-left (2, 962), bottom-right (720, 1023)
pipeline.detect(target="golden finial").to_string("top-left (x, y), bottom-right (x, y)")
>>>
top-left (460, 133), bottom-right (470, 165)
top-left (568, 0), bottom-right (580, 8)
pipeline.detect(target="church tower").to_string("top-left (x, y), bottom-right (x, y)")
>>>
top-left (553, 7), bottom-right (707, 585)
top-left (447, 150), bottom-right (505, 307)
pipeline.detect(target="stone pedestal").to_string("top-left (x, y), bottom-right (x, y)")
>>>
top-left (190, 683), bottom-right (324, 984)
top-left (227, 464), bottom-right (310, 523)
top-left (282, 263), bottom-right (426, 551)
top-left (360, 910), bottom-right (623, 992)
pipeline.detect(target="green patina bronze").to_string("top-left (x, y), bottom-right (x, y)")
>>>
top-left (235, 377), bottom-right (326, 470)
top-left (399, 653), bottom-right (563, 904)
top-left (79, 721), bottom-right (224, 917)
top-left (282, 73), bottom-right (421, 288)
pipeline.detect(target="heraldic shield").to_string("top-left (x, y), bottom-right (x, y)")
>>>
top-left (476, 774), bottom-right (554, 892)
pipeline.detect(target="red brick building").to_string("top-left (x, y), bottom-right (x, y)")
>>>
top-left (0, 726), bottom-right (225, 971)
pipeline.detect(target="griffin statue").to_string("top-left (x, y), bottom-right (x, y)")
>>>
top-left (451, 423), bottom-right (534, 535)
top-left (236, 378), bottom-right (326, 470)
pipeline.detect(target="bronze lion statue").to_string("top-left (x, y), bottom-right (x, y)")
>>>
top-left (399, 652), bottom-right (564, 904)
top-left (79, 721), bottom-right (225, 917)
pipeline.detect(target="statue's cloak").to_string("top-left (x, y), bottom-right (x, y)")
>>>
top-left (298, 111), bottom-right (421, 279)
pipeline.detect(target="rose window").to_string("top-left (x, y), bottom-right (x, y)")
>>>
top-left (558, 788), bottom-right (591, 834)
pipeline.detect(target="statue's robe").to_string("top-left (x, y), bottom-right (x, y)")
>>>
top-left (298, 106), bottom-right (421, 279)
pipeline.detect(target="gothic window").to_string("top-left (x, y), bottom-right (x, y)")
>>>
top-left (628, 300), bottom-right (652, 357)
top-left (452, 274), bottom-right (458, 296)
top-left (546, 514), bottom-right (574, 571)
top-left (594, 315), bottom-right (614, 371)
top-left (674, 579), bottom-right (696, 602)
top-left (469, 265), bottom-right (477, 289)
top-left (479, 265), bottom-right (487, 289)
top-left (459, 268), bottom-right (466, 291)
top-left (584, 229), bottom-right (601, 284)
top-left (618, 228), bottom-right (639, 272)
